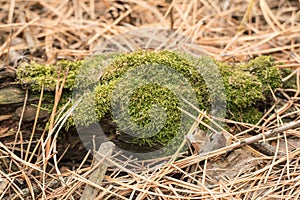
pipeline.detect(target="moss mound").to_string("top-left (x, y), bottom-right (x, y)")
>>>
top-left (17, 50), bottom-right (282, 147)
top-left (17, 60), bottom-right (82, 91)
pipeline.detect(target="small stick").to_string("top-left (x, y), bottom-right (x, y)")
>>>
top-left (238, 120), bottom-right (300, 147)
top-left (200, 119), bottom-right (300, 157)
top-left (80, 141), bottom-right (115, 200)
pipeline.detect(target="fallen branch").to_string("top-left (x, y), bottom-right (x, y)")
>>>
top-left (237, 119), bottom-right (300, 147)
top-left (80, 141), bottom-right (115, 200)
top-left (198, 119), bottom-right (300, 157)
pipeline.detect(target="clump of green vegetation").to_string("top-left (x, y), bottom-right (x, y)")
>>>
top-left (17, 50), bottom-right (282, 147)
top-left (240, 56), bottom-right (282, 94)
top-left (17, 60), bottom-right (82, 91)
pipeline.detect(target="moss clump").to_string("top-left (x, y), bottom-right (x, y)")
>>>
top-left (216, 61), bottom-right (263, 111)
top-left (17, 60), bottom-right (82, 91)
top-left (17, 50), bottom-right (282, 148)
top-left (232, 107), bottom-right (264, 124)
top-left (240, 56), bottom-right (282, 94)
top-left (92, 50), bottom-right (204, 146)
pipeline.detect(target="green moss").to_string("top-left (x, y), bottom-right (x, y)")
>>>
top-left (240, 56), bottom-right (282, 94)
top-left (17, 50), bottom-right (283, 148)
top-left (73, 54), bottom-right (119, 91)
top-left (216, 61), bottom-right (263, 111)
top-left (17, 60), bottom-right (82, 91)
top-left (231, 107), bottom-right (264, 124)
top-left (94, 50), bottom-right (203, 146)
top-left (94, 79), bottom-right (119, 121)
top-left (113, 83), bottom-right (182, 147)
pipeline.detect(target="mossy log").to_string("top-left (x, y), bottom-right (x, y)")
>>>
top-left (16, 50), bottom-right (282, 148)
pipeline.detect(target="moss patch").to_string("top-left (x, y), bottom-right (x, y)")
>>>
top-left (17, 60), bottom-right (82, 91)
top-left (17, 50), bottom-right (282, 148)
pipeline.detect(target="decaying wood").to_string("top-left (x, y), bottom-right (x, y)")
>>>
top-left (252, 141), bottom-right (285, 156)
top-left (80, 141), bottom-right (115, 200)
top-left (0, 87), bottom-right (25, 105)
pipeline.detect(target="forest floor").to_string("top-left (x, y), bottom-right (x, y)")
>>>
top-left (0, 0), bottom-right (300, 199)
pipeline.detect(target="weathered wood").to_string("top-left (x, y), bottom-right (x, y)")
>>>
top-left (0, 87), bottom-right (25, 105)
top-left (15, 105), bottom-right (49, 122)
top-left (80, 141), bottom-right (115, 200)
top-left (0, 69), bottom-right (15, 82)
